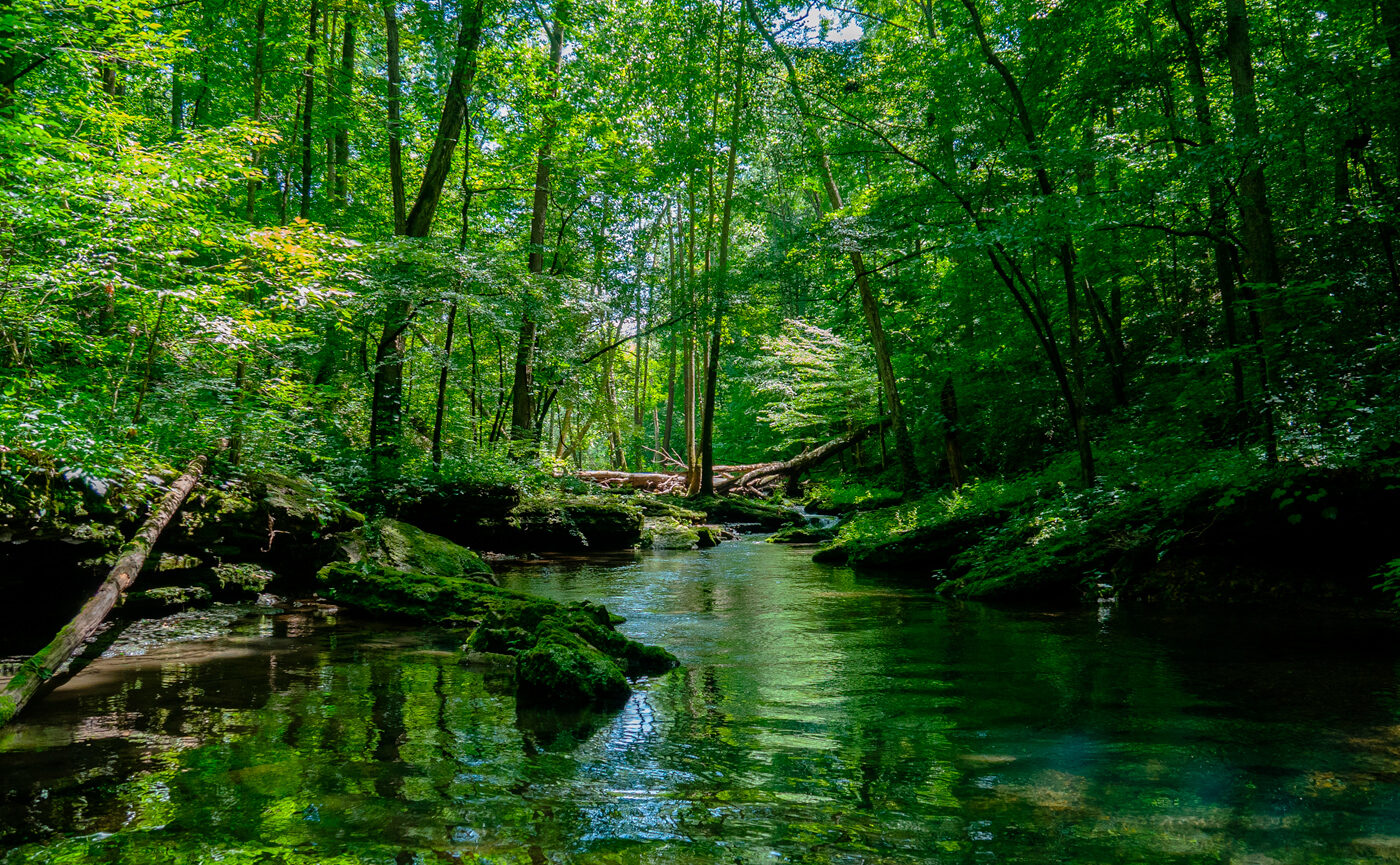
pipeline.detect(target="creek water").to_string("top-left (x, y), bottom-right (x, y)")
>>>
top-left (4, 538), bottom-right (1400, 864)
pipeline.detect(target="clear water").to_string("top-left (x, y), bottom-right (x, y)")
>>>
top-left (4, 539), bottom-right (1400, 863)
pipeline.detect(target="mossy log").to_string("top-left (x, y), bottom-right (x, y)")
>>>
top-left (0, 450), bottom-right (215, 726)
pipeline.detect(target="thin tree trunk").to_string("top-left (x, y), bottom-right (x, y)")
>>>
top-left (334, 9), bottom-right (354, 211)
top-left (699, 20), bottom-right (744, 496)
top-left (299, 0), bottom-right (318, 219)
top-left (384, 0), bottom-right (406, 234)
top-left (0, 450), bottom-right (217, 726)
top-left (1170, 0), bottom-right (1248, 418)
top-left (941, 377), bottom-right (965, 488)
top-left (961, 0), bottom-right (1095, 483)
top-left (509, 11), bottom-right (565, 458)
top-left (1223, 0), bottom-right (1281, 462)
top-left (684, 177), bottom-right (699, 493)
top-left (746, 0), bottom-right (922, 489)
top-left (369, 0), bottom-right (489, 470)
top-left (245, 0), bottom-right (268, 222)
top-left (432, 302), bottom-right (457, 471)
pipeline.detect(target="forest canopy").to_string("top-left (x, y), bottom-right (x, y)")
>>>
top-left (2, 0), bottom-right (1398, 500)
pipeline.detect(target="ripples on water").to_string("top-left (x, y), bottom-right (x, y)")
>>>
top-left (4, 539), bottom-right (1400, 863)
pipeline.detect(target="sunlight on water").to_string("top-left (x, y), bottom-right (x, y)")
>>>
top-left (5, 539), bottom-right (1400, 863)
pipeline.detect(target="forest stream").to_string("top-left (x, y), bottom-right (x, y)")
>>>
top-left (5, 539), bottom-right (1400, 864)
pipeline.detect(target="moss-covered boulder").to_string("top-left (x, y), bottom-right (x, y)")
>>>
top-left (687, 496), bottom-right (805, 531)
top-left (642, 518), bottom-right (702, 550)
top-left (332, 518), bottom-right (496, 585)
top-left (564, 497), bottom-right (646, 550)
top-left (316, 561), bottom-right (679, 706)
top-left (766, 525), bottom-right (838, 544)
top-left (164, 470), bottom-right (363, 576)
top-left (212, 562), bottom-right (277, 595)
top-left (123, 585), bottom-right (213, 616)
top-left (633, 495), bottom-right (707, 523)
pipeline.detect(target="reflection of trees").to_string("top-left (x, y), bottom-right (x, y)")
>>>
top-left (10, 548), bottom-right (1400, 863)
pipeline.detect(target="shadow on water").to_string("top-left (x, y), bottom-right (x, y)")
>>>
top-left (4, 538), bottom-right (1400, 863)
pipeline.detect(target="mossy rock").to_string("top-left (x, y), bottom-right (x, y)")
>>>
top-left (695, 525), bottom-right (723, 548)
top-left (818, 510), bottom-right (1008, 572)
top-left (516, 632), bottom-right (631, 705)
top-left (317, 561), bottom-right (678, 706)
top-left (316, 561), bottom-right (526, 624)
top-left (212, 562), bottom-right (277, 595)
top-left (165, 471), bottom-right (362, 576)
top-left (333, 518), bottom-right (496, 585)
top-left (766, 525), bottom-right (837, 544)
top-left (687, 496), bottom-right (804, 530)
top-left (562, 497), bottom-right (645, 550)
top-left (634, 495), bottom-right (707, 522)
top-left (123, 585), bottom-right (213, 616)
top-left (642, 518), bottom-right (702, 550)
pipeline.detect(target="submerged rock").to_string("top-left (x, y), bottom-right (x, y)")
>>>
top-left (316, 561), bottom-right (679, 706)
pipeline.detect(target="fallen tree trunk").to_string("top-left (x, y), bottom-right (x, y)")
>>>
top-left (0, 449), bottom-right (217, 726)
top-left (715, 419), bottom-right (890, 494)
top-left (572, 420), bottom-right (888, 497)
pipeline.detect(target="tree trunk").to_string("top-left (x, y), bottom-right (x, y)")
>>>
top-left (432, 302), bottom-right (457, 471)
top-left (299, 0), bottom-right (318, 219)
top-left (961, 0), bottom-right (1095, 483)
top-left (334, 9), bottom-right (354, 211)
top-left (699, 20), bottom-right (744, 497)
top-left (509, 12), bottom-right (565, 459)
top-left (384, 0), bottom-right (406, 234)
top-left (245, 0), bottom-right (268, 222)
top-left (746, 0), bottom-right (920, 490)
top-left (369, 0), bottom-right (489, 471)
top-left (684, 177), bottom-right (699, 493)
top-left (0, 450), bottom-right (216, 726)
top-left (941, 376), bottom-right (965, 488)
top-left (1223, 0), bottom-right (1281, 462)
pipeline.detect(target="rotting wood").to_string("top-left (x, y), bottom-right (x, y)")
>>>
top-left (0, 448), bottom-right (218, 726)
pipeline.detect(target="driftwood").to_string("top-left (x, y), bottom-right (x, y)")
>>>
top-left (575, 420), bottom-right (888, 497)
top-left (0, 449), bottom-right (216, 726)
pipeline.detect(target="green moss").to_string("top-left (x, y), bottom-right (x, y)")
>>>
top-left (517, 630), bottom-right (630, 705)
top-left (316, 561), bottom-right (679, 706)
top-left (687, 496), bottom-right (804, 530)
top-left (124, 585), bottom-right (214, 615)
top-left (641, 518), bottom-right (702, 549)
top-left (212, 562), bottom-right (276, 594)
top-left (633, 494), bottom-right (707, 522)
top-left (766, 525), bottom-right (837, 544)
top-left (334, 518), bottom-right (495, 584)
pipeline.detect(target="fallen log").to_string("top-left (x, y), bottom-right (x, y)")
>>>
top-left (571, 420), bottom-right (889, 497)
top-left (0, 449), bottom-right (217, 726)
top-left (715, 419), bottom-right (890, 494)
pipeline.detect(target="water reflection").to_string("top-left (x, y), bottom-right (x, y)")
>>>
top-left (3, 539), bottom-right (1400, 863)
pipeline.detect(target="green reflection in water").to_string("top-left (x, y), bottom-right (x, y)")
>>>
top-left (5, 540), bottom-right (1400, 863)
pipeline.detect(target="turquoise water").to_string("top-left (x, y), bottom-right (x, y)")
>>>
top-left (4, 538), bottom-right (1400, 863)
